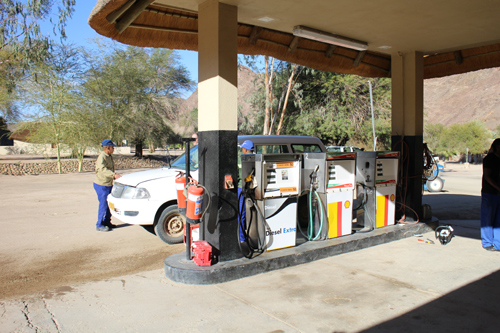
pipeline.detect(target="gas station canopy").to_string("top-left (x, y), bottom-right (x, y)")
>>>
top-left (89, 0), bottom-right (500, 79)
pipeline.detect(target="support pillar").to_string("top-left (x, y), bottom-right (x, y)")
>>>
top-left (197, 0), bottom-right (240, 261)
top-left (391, 51), bottom-right (424, 221)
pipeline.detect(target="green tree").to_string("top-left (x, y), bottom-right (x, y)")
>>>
top-left (16, 43), bottom-right (82, 173)
top-left (359, 117), bottom-right (392, 150)
top-left (0, 49), bottom-right (23, 121)
top-left (0, 0), bottom-right (75, 120)
top-left (83, 43), bottom-right (193, 156)
top-left (244, 60), bottom-right (392, 147)
top-left (241, 56), bottom-right (301, 136)
top-left (432, 121), bottom-right (490, 159)
top-left (285, 70), bottom-right (391, 146)
top-left (424, 122), bottom-right (449, 157)
top-left (453, 121), bottom-right (490, 155)
top-left (495, 124), bottom-right (500, 138)
top-left (64, 97), bottom-right (101, 171)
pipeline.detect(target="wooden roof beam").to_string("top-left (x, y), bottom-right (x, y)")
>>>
top-left (106, 0), bottom-right (136, 24)
top-left (454, 50), bottom-right (463, 65)
top-left (115, 0), bottom-right (155, 34)
top-left (353, 51), bottom-right (366, 67)
top-left (325, 45), bottom-right (337, 58)
top-left (249, 26), bottom-right (263, 45)
top-left (288, 36), bottom-right (300, 53)
top-left (129, 24), bottom-right (197, 34)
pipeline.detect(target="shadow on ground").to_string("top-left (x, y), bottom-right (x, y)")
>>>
top-left (362, 269), bottom-right (500, 332)
top-left (423, 193), bottom-right (480, 220)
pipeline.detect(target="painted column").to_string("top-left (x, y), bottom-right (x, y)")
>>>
top-left (197, 0), bottom-right (240, 261)
top-left (391, 51), bottom-right (424, 221)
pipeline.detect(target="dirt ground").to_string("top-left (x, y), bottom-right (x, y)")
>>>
top-left (0, 168), bottom-right (184, 300)
top-left (0, 161), bottom-right (482, 300)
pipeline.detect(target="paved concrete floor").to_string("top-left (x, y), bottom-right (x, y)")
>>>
top-left (2, 219), bottom-right (499, 332)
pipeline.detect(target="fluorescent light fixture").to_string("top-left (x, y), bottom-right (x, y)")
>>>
top-left (292, 25), bottom-right (368, 51)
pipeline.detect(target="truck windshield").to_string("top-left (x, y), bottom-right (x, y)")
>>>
top-left (170, 145), bottom-right (199, 171)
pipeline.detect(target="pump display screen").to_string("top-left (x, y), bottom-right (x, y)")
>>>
top-left (326, 160), bottom-right (356, 190)
top-left (263, 160), bottom-right (300, 197)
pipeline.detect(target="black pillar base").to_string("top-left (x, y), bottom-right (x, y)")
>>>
top-left (198, 130), bottom-right (241, 261)
top-left (392, 135), bottom-right (423, 222)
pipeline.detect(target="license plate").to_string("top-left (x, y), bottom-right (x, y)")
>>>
top-left (108, 201), bottom-right (115, 211)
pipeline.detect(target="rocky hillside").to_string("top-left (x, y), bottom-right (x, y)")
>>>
top-left (175, 65), bottom-right (500, 134)
top-left (424, 67), bottom-right (500, 131)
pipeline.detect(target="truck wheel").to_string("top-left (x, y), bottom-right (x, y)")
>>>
top-left (155, 205), bottom-right (185, 244)
top-left (426, 177), bottom-right (444, 193)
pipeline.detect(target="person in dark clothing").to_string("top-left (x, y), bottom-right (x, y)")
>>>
top-left (481, 138), bottom-right (500, 251)
top-left (238, 140), bottom-right (254, 242)
top-left (94, 139), bottom-right (122, 232)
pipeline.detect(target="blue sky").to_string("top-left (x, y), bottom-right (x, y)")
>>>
top-left (52, 1), bottom-right (199, 96)
top-left (46, 1), bottom-right (264, 98)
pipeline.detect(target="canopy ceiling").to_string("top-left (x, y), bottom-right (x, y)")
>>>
top-left (89, 0), bottom-right (500, 79)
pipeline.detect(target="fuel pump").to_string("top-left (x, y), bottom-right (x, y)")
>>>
top-left (241, 153), bottom-right (301, 252)
top-left (301, 153), bottom-right (328, 240)
top-left (355, 151), bottom-right (377, 232)
top-left (239, 154), bottom-right (264, 257)
top-left (354, 151), bottom-right (399, 231)
top-left (375, 151), bottom-right (399, 228)
top-left (325, 152), bottom-right (356, 238)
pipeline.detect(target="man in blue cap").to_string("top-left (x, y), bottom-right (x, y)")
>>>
top-left (94, 139), bottom-right (122, 232)
top-left (238, 140), bottom-right (254, 241)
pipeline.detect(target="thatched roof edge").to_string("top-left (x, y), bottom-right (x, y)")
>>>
top-left (89, 0), bottom-right (500, 80)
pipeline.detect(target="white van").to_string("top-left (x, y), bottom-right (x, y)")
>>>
top-left (108, 135), bottom-right (326, 244)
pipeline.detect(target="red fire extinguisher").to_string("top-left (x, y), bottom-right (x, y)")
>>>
top-left (186, 183), bottom-right (204, 224)
top-left (175, 173), bottom-right (187, 215)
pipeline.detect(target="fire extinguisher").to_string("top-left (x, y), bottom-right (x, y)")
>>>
top-left (175, 173), bottom-right (187, 216)
top-left (186, 183), bottom-right (204, 224)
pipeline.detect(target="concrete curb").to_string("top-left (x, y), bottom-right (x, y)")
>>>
top-left (165, 221), bottom-right (437, 284)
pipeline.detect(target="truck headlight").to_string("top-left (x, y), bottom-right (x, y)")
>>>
top-left (121, 187), bottom-right (150, 199)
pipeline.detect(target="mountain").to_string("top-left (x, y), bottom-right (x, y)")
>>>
top-left (175, 65), bottom-right (500, 136)
top-left (424, 67), bottom-right (500, 131)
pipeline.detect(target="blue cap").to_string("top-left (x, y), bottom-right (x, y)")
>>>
top-left (240, 140), bottom-right (254, 151)
top-left (101, 139), bottom-right (116, 147)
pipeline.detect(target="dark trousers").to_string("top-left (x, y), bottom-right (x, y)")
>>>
top-left (94, 183), bottom-right (113, 228)
top-left (238, 188), bottom-right (246, 242)
top-left (481, 192), bottom-right (500, 249)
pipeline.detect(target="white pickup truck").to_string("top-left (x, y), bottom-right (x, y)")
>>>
top-left (107, 135), bottom-right (326, 244)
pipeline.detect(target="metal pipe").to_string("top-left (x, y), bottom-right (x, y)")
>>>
top-left (369, 81), bottom-right (377, 150)
top-left (182, 137), bottom-right (195, 260)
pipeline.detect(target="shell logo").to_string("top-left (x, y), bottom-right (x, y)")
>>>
top-left (390, 194), bottom-right (395, 201)
top-left (344, 200), bottom-right (350, 209)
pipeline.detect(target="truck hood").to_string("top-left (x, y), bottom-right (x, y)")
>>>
top-left (116, 167), bottom-right (184, 187)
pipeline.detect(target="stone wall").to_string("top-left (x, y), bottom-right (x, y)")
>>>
top-left (0, 156), bottom-right (168, 176)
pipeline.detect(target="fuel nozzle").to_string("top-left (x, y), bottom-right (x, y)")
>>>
top-left (245, 169), bottom-right (257, 190)
top-left (310, 165), bottom-right (319, 191)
